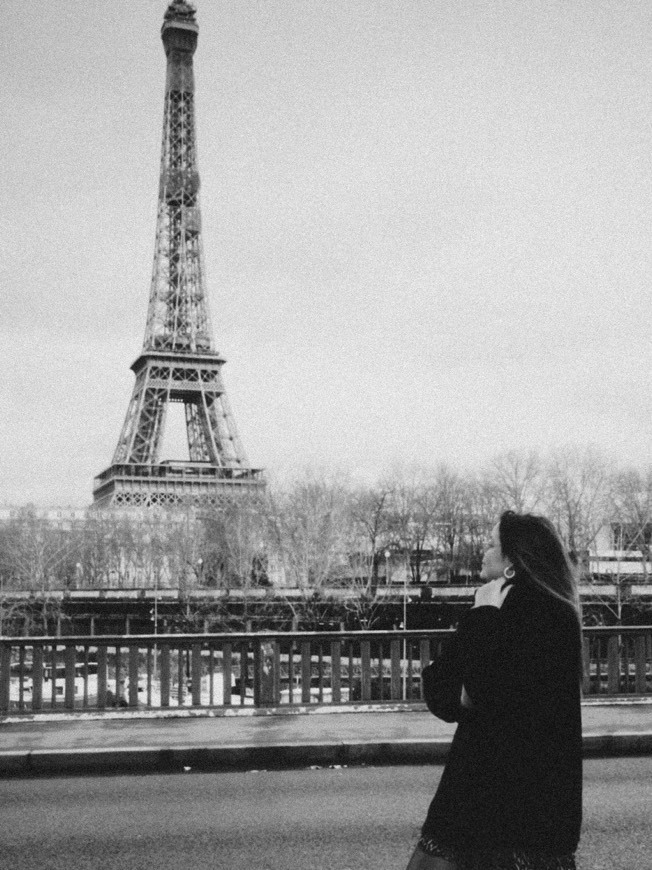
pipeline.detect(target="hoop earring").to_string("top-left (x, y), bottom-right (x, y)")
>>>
top-left (503, 566), bottom-right (515, 580)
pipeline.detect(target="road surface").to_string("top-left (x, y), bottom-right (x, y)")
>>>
top-left (1, 757), bottom-right (650, 869)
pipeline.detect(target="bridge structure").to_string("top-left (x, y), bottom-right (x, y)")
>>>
top-left (1, 583), bottom-right (651, 637)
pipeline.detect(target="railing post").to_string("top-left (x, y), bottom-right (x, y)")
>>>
top-left (301, 641), bottom-right (311, 704)
top-left (273, 641), bottom-right (281, 703)
top-left (390, 639), bottom-right (401, 700)
top-left (97, 645), bottom-right (107, 708)
top-left (0, 643), bottom-right (11, 714)
top-left (238, 641), bottom-right (249, 705)
top-left (129, 645), bottom-right (140, 707)
top-left (49, 644), bottom-right (58, 709)
top-left (160, 644), bottom-right (170, 707)
top-left (223, 642), bottom-right (232, 706)
top-left (582, 636), bottom-right (591, 695)
top-left (634, 634), bottom-right (647, 695)
top-left (331, 640), bottom-right (341, 704)
top-left (254, 639), bottom-right (278, 707)
top-left (17, 646), bottom-right (25, 712)
top-left (115, 646), bottom-right (123, 707)
top-left (32, 644), bottom-right (43, 711)
top-left (607, 634), bottom-right (620, 695)
top-left (177, 645), bottom-right (185, 706)
top-left (64, 644), bottom-right (76, 710)
top-left (360, 640), bottom-right (371, 701)
top-left (191, 643), bottom-right (202, 706)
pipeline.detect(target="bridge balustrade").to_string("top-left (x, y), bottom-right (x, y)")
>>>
top-left (1, 627), bottom-right (650, 715)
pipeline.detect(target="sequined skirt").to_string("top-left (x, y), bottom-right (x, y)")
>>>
top-left (417, 835), bottom-right (576, 870)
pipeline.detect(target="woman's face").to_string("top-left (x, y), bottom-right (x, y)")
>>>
top-left (480, 522), bottom-right (512, 581)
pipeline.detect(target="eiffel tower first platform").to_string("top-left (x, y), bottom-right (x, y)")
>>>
top-left (93, 1), bottom-right (264, 510)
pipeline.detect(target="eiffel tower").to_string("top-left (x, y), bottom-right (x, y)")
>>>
top-left (93, 1), bottom-right (264, 509)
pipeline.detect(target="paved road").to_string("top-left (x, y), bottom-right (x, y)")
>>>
top-left (1, 758), bottom-right (650, 870)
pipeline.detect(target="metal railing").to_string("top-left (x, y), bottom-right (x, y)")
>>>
top-left (1, 627), bottom-right (651, 715)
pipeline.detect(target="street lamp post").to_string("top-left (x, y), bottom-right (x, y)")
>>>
top-left (403, 562), bottom-right (408, 633)
top-left (152, 573), bottom-right (159, 685)
top-left (403, 559), bottom-right (408, 699)
top-left (154, 578), bottom-right (158, 636)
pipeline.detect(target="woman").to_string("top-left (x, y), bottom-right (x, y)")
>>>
top-left (407, 511), bottom-right (583, 870)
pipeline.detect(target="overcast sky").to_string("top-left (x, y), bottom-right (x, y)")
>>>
top-left (2, 0), bottom-right (652, 506)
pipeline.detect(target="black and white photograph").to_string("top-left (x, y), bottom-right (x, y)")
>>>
top-left (1, 2), bottom-right (652, 868)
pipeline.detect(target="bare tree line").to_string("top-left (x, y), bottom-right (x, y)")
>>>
top-left (2, 448), bottom-right (652, 625)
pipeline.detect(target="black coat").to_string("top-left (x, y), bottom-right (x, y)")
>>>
top-left (421, 579), bottom-right (583, 853)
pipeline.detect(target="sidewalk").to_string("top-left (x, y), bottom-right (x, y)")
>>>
top-left (1, 700), bottom-right (651, 776)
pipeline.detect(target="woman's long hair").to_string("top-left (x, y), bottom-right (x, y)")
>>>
top-left (498, 510), bottom-right (581, 619)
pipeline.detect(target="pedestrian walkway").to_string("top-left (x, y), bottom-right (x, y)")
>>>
top-left (1, 700), bottom-right (651, 776)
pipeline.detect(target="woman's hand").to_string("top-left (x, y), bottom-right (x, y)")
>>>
top-left (472, 577), bottom-right (513, 609)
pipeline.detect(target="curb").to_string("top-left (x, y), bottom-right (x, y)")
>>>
top-left (0, 739), bottom-right (450, 777)
top-left (3, 697), bottom-right (651, 726)
top-left (2, 733), bottom-right (652, 778)
top-left (582, 731), bottom-right (652, 757)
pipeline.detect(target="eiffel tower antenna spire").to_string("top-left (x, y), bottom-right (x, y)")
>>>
top-left (93, 2), bottom-right (264, 509)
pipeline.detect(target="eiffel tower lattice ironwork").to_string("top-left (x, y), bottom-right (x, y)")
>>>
top-left (93, 1), bottom-right (264, 509)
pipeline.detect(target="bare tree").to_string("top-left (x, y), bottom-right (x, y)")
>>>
top-left (384, 465), bottom-right (440, 585)
top-left (609, 466), bottom-right (652, 580)
top-left (79, 512), bottom-right (171, 589)
top-left (543, 447), bottom-right (612, 569)
top-left (485, 450), bottom-right (543, 513)
top-left (430, 465), bottom-right (472, 580)
top-left (192, 495), bottom-right (274, 630)
top-left (348, 483), bottom-right (393, 582)
top-left (267, 472), bottom-right (350, 628)
top-left (589, 465), bottom-right (652, 623)
top-left (78, 512), bottom-right (140, 589)
top-left (0, 507), bottom-right (81, 633)
top-left (0, 507), bottom-right (80, 592)
top-left (339, 482), bottom-right (396, 627)
top-left (457, 473), bottom-right (504, 580)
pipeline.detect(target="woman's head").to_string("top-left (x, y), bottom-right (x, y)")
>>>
top-left (479, 522), bottom-right (512, 582)
top-left (493, 510), bottom-right (579, 612)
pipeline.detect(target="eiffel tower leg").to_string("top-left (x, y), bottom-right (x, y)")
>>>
top-left (186, 390), bottom-right (235, 466)
top-left (185, 400), bottom-right (213, 463)
top-left (113, 370), bottom-right (168, 465)
top-left (204, 392), bottom-right (248, 468)
top-left (142, 391), bottom-right (168, 464)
